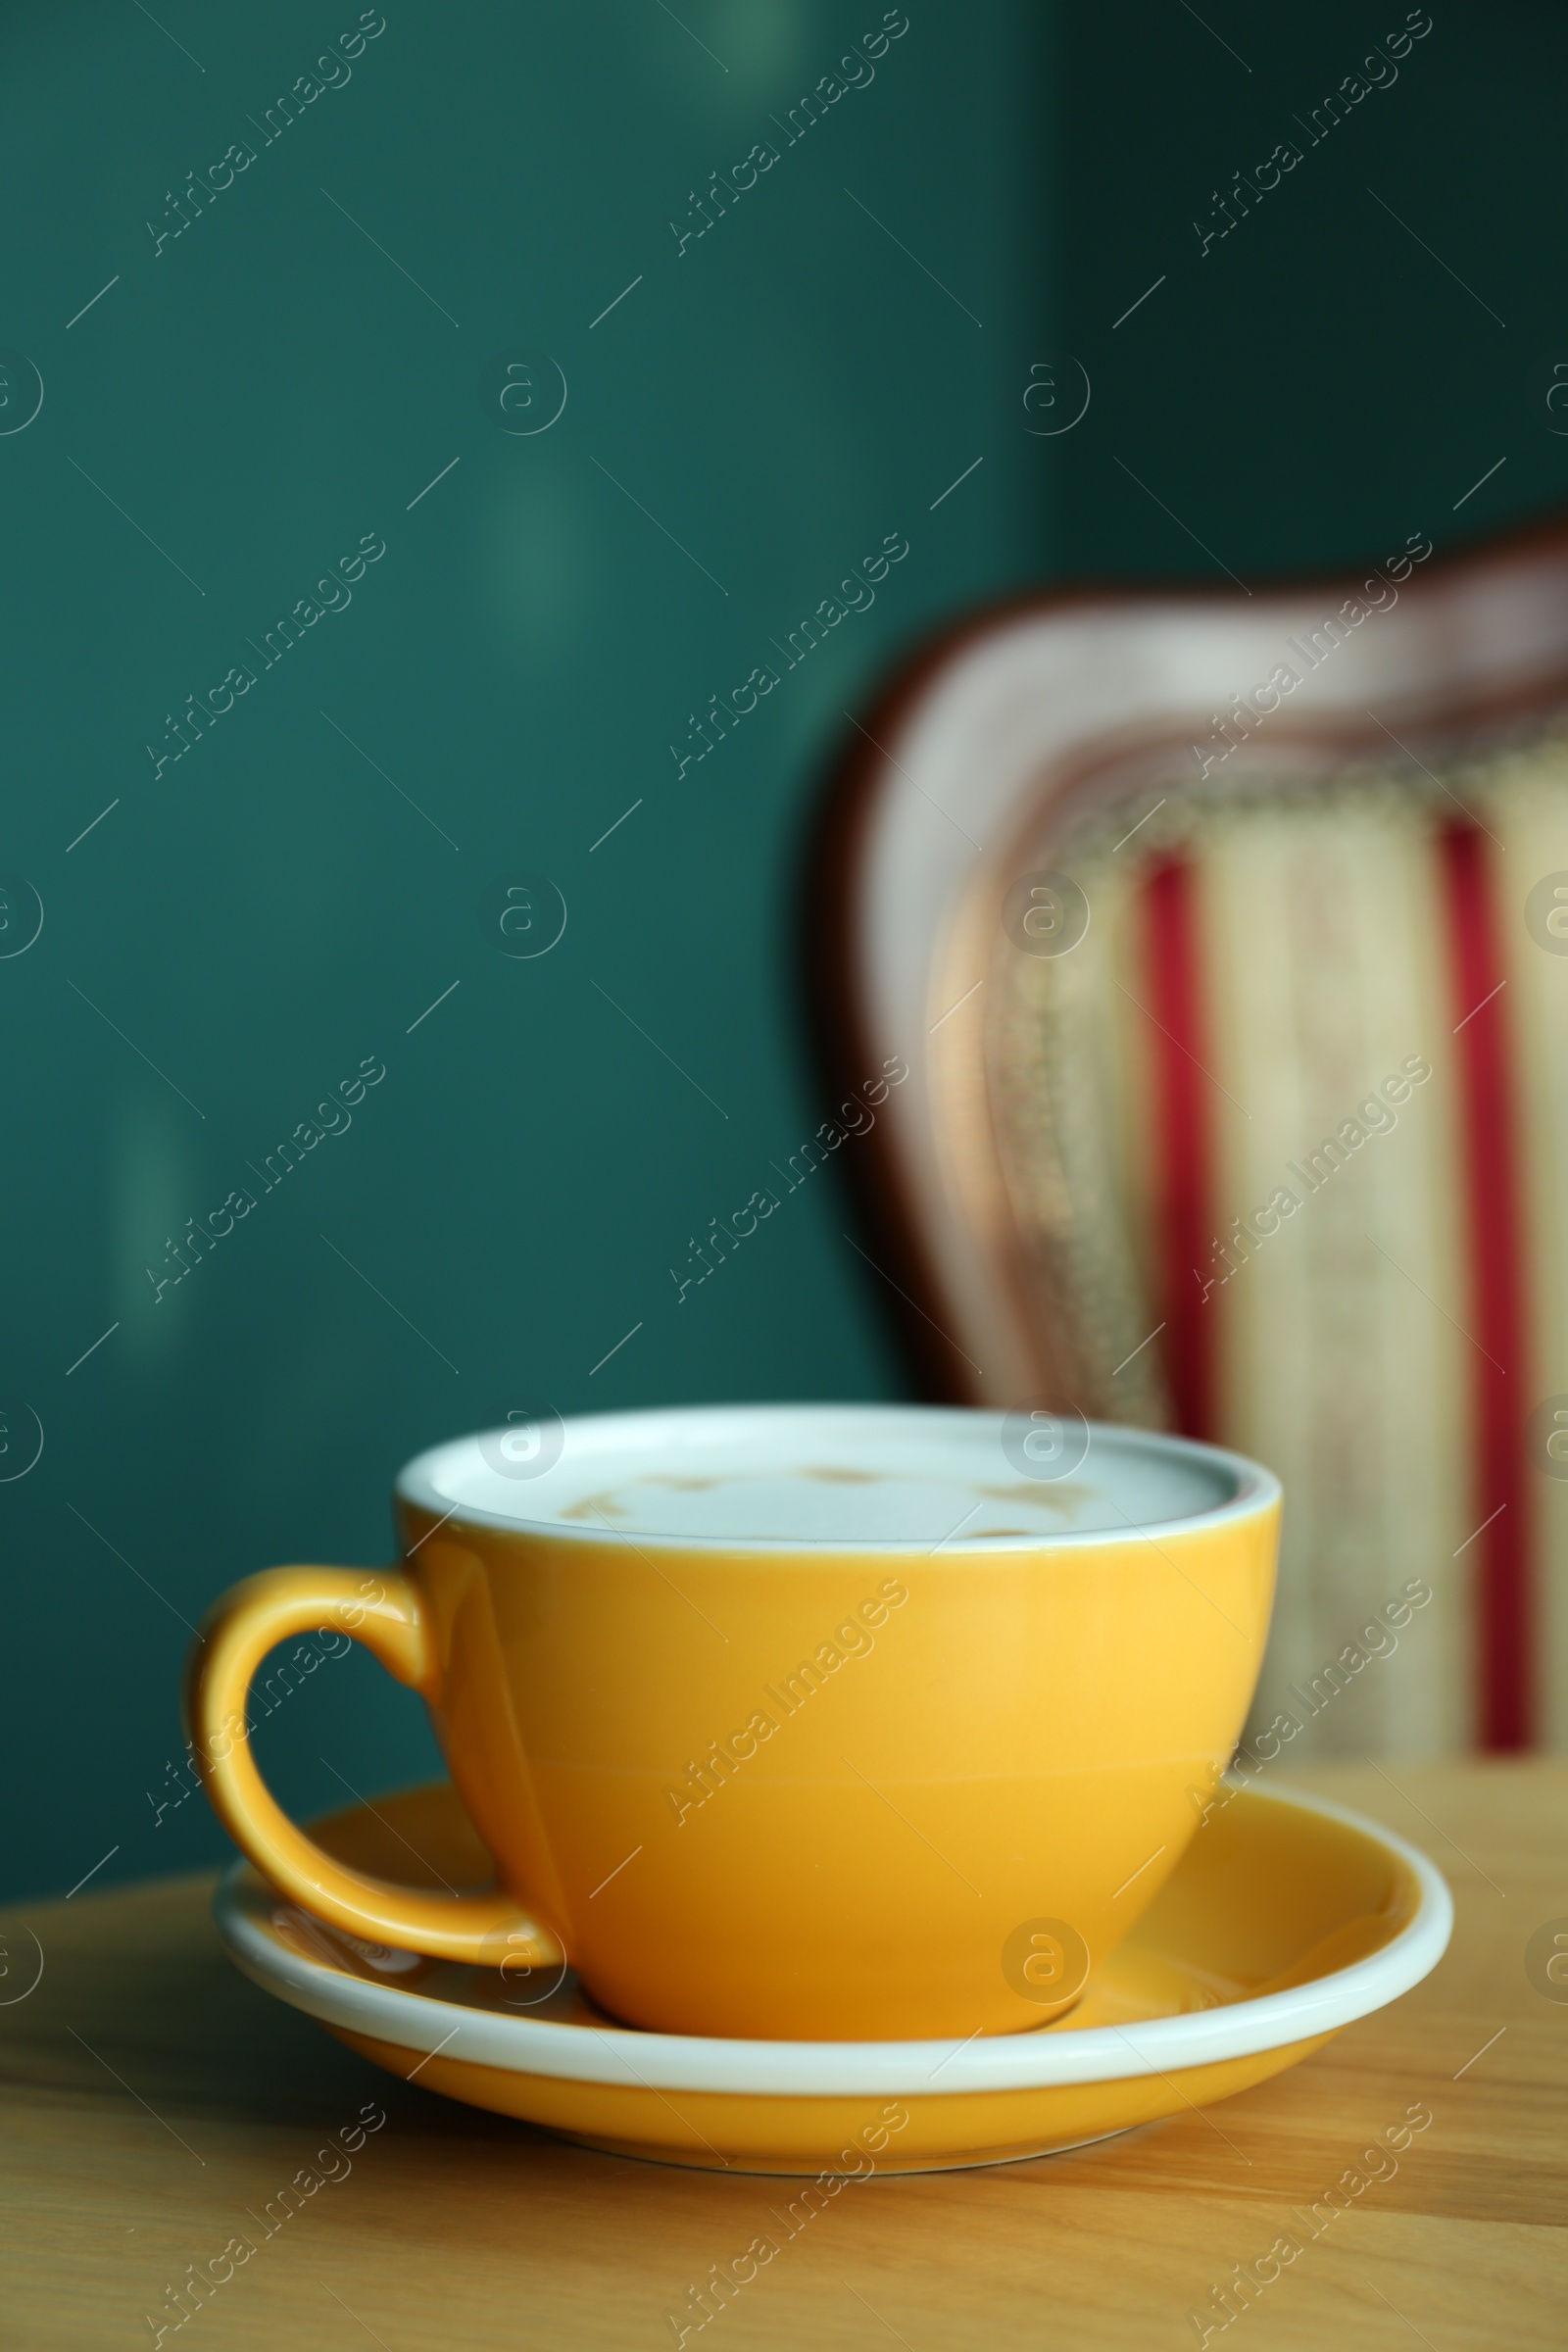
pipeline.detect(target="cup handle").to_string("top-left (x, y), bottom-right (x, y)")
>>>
top-left (184, 1564), bottom-right (564, 1969)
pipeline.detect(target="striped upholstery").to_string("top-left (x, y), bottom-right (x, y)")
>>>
top-left (987, 734), bottom-right (1568, 1755)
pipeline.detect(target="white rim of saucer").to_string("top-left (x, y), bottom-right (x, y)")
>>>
top-left (393, 1402), bottom-right (1282, 1553)
top-left (213, 1784), bottom-right (1450, 2099)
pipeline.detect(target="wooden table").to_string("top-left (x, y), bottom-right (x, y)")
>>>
top-left (3, 1762), bottom-right (1565, 2350)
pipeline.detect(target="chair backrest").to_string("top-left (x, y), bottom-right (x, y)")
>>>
top-left (812, 517), bottom-right (1568, 1756)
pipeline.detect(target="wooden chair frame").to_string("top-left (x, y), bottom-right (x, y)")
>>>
top-left (809, 513), bottom-right (1568, 1413)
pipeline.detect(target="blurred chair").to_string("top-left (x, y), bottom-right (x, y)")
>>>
top-left (812, 517), bottom-right (1568, 1755)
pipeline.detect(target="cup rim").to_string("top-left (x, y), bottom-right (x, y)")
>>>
top-left (393, 1402), bottom-right (1281, 1554)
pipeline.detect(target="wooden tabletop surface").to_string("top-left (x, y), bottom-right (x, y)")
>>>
top-left (3, 1760), bottom-right (1565, 2351)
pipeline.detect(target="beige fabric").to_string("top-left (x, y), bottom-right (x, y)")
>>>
top-left (984, 732), bottom-right (1568, 1755)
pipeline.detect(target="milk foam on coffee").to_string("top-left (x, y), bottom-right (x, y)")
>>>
top-left (400, 1405), bottom-right (1247, 1546)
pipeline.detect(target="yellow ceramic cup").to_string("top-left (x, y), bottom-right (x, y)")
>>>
top-left (186, 1404), bottom-right (1279, 2041)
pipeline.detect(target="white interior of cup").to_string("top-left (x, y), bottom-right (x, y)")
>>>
top-left (395, 1404), bottom-right (1278, 1550)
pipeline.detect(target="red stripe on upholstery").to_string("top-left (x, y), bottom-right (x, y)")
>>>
top-left (1440, 822), bottom-right (1532, 1749)
top-left (1143, 857), bottom-right (1213, 1440)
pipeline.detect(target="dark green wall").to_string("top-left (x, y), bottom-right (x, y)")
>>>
top-left (0, 1), bottom-right (1049, 1900)
top-left (8, 2), bottom-right (1567, 1905)
top-left (1055, 3), bottom-right (1568, 576)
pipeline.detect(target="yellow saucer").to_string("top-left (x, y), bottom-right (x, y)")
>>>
top-left (214, 1780), bottom-right (1449, 2176)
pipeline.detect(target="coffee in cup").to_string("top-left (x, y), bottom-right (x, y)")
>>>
top-left (186, 1404), bottom-right (1279, 2040)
